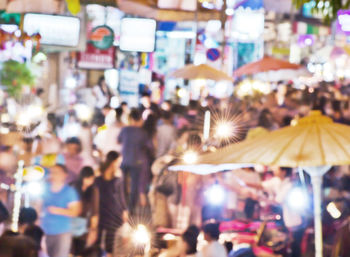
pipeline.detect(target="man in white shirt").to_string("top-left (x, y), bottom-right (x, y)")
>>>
top-left (200, 223), bottom-right (227, 257)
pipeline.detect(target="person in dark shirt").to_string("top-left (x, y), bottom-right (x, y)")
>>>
top-left (95, 151), bottom-right (128, 257)
top-left (71, 166), bottom-right (99, 257)
top-left (118, 109), bottom-right (153, 214)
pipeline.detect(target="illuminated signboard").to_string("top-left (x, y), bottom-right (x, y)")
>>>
top-left (23, 13), bottom-right (80, 47)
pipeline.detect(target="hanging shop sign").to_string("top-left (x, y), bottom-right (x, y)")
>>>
top-left (119, 69), bottom-right (139, 107)
top-left (23, 13), bottom-right (80, 47)
top-left (89, 25), bottom-right (114, 50)
top-left (206, 48), bottom-right (220, 61)
top-left (77, 43), bottom-right (115, 69)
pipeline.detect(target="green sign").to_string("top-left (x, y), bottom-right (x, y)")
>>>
top-left (89, 25), bottom-right (114, 50)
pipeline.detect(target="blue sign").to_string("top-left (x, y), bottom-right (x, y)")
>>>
top-left (206, 48), bottom-right (220, 61)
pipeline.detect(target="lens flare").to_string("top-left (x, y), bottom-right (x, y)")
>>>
top-left (183, 150), bottom-right (199, 165)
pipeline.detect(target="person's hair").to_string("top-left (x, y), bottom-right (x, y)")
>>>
top-left (53, 164), bottom-right (69, 174)
top-left (141, 92), bottom-right (151, 98)
top-left (75, 166), bottom-right (95, 197)
top-left (280, 167), bottom-right (292, 177)
top-left (161, 111), bottom-right (173, 121)
top-left (188, 100), bottom-right (198, 110)
top-left (187, 133), bottom-right (202, 148)
top-left (129, 108), bottom-right (141, 122)
top-left (65, 137), bottom-right (82, 151)
top-left (115, 107), bottom-right (123, 123)
top-left (0, 235), bottom-right (38, 257)
top-left (100, 151), bottom-right (120, 175)
top-left (182, 225), bottom-right (200, 254)
top-left (19, 208), bottom-right (38, 225)
top-left (98, 75), bottom-right (105, 86)
top-left (121, 101), bottom-right (127, 107)
top-left (143, 114), bottom-right (157, 137)
top-left (203, 223), bottom-right (220, 240)
top-left (24, 225), bottom-right (44, 251)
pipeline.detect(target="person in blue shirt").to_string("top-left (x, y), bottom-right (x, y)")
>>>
top-left (41, 164), bottom-right (81, 257)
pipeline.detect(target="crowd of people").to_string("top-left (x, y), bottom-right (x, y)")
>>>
top-left (1, 78), bottom-right (350, 257)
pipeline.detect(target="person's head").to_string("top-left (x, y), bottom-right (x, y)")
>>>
top-left (24, 225), bottom-right (44, 251)
top-left (141, 93), bottom-right (151, 108)
top-left (49, 164), bottom-right (68, 185)
top-left (187, 133), bottom-right (202, 149)
top-left (79, 166), bottom-right (95, 189)
top-left (19, 208), bottom-right (38, 227)
top-left (161, 100), bottom-right (172, 111)
top-left (121, 101), bottom-right (128, 111)
top-left (115, 107), bottom-right (123, 123)
top-left (161, 111), bottom-right (173, 123)
top-left (0, 235), bottom-right (38, 257)
top-left (65, 137), bottom-right (82, 156)
top-left (188, 100), bottom-right (198, 111)
top-left (203, 223), bottom-right (220, 242)
top-left (143, 114), bottom-right (157, 137)
top-left (273, 166), bottom-right (292, 179)
top-left (98, 75), bottom-right (106, 87)
top-left (36, 88), bottom-right (44, 97)
top-left (101, 151), bottom-right (120, 176)
top-left (182, 225), bottom-right (200, 254)
top-left (129, 108), bottom-right (142, 126)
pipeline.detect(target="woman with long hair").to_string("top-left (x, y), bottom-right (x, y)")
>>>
top-left (94, 151), bottom-right (128, 257)
top-left (71, 166), bottom-right (99, 257)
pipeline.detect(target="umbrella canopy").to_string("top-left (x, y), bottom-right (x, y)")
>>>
top-left (169, 64), bottom-right (233, 81)
top-left (200, 111), bottom-right (350, 167)
top-left (234, 56), bottom-right (301, 78)
top-left (253, 68), bottom-right (311, 82)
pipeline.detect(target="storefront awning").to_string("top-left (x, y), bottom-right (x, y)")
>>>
top-left (117, 0), bottom-right (221, 21)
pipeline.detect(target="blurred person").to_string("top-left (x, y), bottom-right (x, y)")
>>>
top-left (95, 151), bottom-right (128, 257)
top-left (0, 234), bottom-right (39, 257)
top-left (140, 92), bottom-right (160, 120)
top-left (94, 107), bottom-right (124, 157)
top-left (78, 122), bottom-right (94, 161)
top-left (159, 225), bottom-right (202, 257)
top-left (64, 137), bottom-right (86, 183)
top-left (156, 111), bottom-right (177, 158)
top-left (182, 225), bottom-right (202, 257)
top-left (118, 109), bottom-right (153, 214)
top-left (24, 225), bottom-right (48, 257)
top-left (19, 207), bottom-right (38, 234)
top-left (71, 166), bottom-right (99, 257)
top-left (161, 100), bottom-right (172, 112)
top-left (200, 223), bottom-right (227, 257)
top-left (120, 102), bottom-right (130, 125)
top-left (41, 164), bottom-right (81, 257)
top-left (93, 76), bottom-right (111, 110)
top-left (247, 167), bottom-right (304, 257)
top-left (141, 114), bottom-right (157, 202)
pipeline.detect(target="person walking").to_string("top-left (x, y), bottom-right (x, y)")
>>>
top-left (95, 151), bottom-right (128, 257)
top-left (118, 109), bottom-right (153, 214)
top-left (41, 164), bottom-right (81, 257)
top-left (71, 166), bottom-right (99, 257)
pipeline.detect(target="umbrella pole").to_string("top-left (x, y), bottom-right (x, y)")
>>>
top-left (310, 174), bottom-right (323, 257)
top-left (304, 166), bottom-right (331, 257)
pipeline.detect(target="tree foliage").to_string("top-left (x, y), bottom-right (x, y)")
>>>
top-left (0, 60), bottom-right (35, 98)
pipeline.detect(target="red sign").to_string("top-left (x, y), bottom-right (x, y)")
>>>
top-left (77, 43), bottom-right (115, 69)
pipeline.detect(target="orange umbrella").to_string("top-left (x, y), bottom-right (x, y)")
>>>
top-left (170, 64), bottom-right (233, 81)
top-left (234, 56), bottom-right (301, 78)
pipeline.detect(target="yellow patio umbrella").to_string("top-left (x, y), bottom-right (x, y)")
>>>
top-left (169, 64), bottom-right (233, 82)
top-left (194, 110), bottom-right (350, 257)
